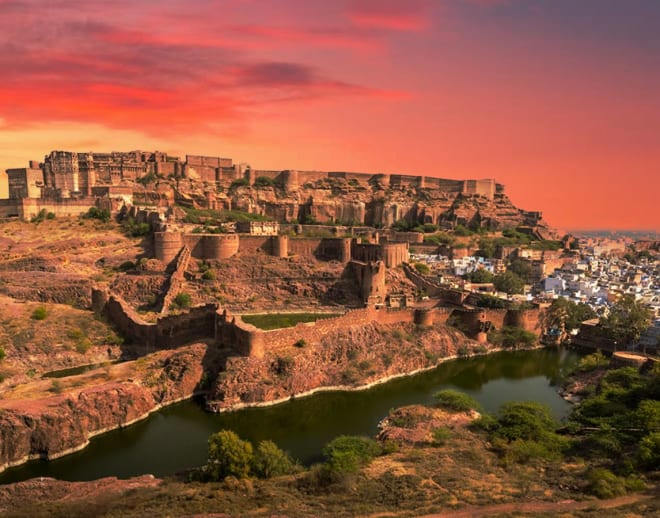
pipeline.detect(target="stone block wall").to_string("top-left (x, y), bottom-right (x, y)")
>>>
top-left (160, 245), bottom-right (191, 313)
top-left (288, 238), bottom-right (323, 257)
top-left (237, 236), bottom-right (273, 255)
top-left (100, 292), bottom-right (217, 348)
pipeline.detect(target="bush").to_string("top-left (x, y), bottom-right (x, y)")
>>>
top-left (207, 430), bottom-right (253, 480)
top-left (587, 468), bottom-right (628, 499)
top-left (67, 328), bottom-right (85, 340)
top-left (413, 262), bottom-right (430, 275)
top-left (575, 351), bottom-right (609, 372)
top-left (254, 176), bottom-right (275, 188)
top-left (83, 207), bottom-right (111, 222)
top-left (122, 217), bottom-right (150, 237)
top-left (432, 427), bottom-right (452, 445)
top-left (230, 178), bottom-right (249, 190)
top-left (294, 339), bottom-right (307, 348)
top-left (468, 413), bottom-right (499, 433)
top-left (476, 294), bottom-right (508, 308)
top-left (494, 401), bottom-right (557, 443)
top-left (487, 326), bottom-right (536, 348)
top-left (0, 346), bottom-right (5, 361)
top-left (421, 223), bottom-right (438, 233)
top-left (31, 306), bottom-right (48, 320)
top-left (75, 339), bottom-right (92, 354)
top-left (172, 293), bottom-right (192, 309)
top-left (252, 440), bottom-right (295, 478)
top-left (50, 380), bottom-right (63, 394)
top-left (322, 435), bottom-right (382, 474)
top-left (638, 432), bottom-right (660, 469)
top-left (31, 208), bottom-right (49, 223)
top-left (201, 269), bottom-right (216, 281)
top-left (433, 389), bottom-right (481, 412)
top-left (503, 438), bottom-right (561, 464)
top-left (454, 224), bottom-right (473, 236)
top-left (487, 402), bottom-right (568, 463)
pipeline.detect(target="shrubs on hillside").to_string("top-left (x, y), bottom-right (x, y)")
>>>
top-left (31, 306), bottom-right (48, 320)
top-left (83, 207), bottom-right (111, 222)
top-left (322, 435), bottom-right (382, 474)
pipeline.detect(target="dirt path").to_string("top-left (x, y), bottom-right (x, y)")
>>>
top-left (421, 490), bottom-right (657, 517)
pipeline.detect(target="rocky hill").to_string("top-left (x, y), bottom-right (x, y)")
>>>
top-left (175, 174), bottom-right (549, 232)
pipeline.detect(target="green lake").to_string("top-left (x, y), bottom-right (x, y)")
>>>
top-left (0, 348), bottom-right (581, 484)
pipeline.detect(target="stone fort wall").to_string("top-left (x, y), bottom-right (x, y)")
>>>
top-left (0, 198), bottom-right (95, 220)
top-left (153, 231), bottom-right (404, 267)
top-left (95, 290), bottom-right (218, 348)
top-left (216, 306), bottom-right (419, 358)
top-left (95, 286), bottom-right (542, 361)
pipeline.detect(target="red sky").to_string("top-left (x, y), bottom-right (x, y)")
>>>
top-left (1, 0), bottom-right (658, 230)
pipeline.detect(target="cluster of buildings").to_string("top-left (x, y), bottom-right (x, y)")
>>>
top-left (411, 237), bottom-right (659, 351)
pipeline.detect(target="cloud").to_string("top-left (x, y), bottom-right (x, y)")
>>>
top-left (0, 1), bottom-right (409, 137)
top-left (344, 0), bottom-right (435, 31)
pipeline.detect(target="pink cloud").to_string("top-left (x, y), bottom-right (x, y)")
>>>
top-left (0, 1), bottom-right (409, 136)
top-left (344, 0), bottom-right (434, 31)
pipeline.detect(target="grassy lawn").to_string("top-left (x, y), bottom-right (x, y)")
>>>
top-left (241, 312), bottom-right (341, 330)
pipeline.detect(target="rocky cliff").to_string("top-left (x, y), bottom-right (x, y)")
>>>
top-left (0, 344), bottom-right (206, 473)
top-left (179, 174), bottom-right (548, 231)
top-left (207, 321), bottom-right (484, 411)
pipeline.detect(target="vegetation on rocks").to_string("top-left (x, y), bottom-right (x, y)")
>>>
top-left (433, 389), bottom-right (481, 412)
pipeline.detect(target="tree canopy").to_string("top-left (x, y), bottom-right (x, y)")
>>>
top-left (600, 294), bottom-right (652, 346)
top-left (493, 271), bottom-right (524, 295)
top-left (545, 297), bottom-right (597, 332)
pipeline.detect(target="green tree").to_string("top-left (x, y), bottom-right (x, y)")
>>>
top-left (252, 440), bottom-right (295, 478)
top-left (207, 430), bottom-right (253, 480)
top-left (493, 271), bottom-right (524, 295)
top-left (413, 262), bottom-right (430, 275)
top-left (600, 294), bottom-right (652, 347)
top-left (495, 401), bottom-right (558, 443)
top-left (322, 435), bottom-right (381, 474)
top-left (477, 238), bottom-right (496, 258)
top-left (545, 297), bottom-right (596, 333)
top-left (468, 269), bottom-right (494, 283)
top-left (508, 259), bottom-right (533, 283)
top-left (638, 432), bottom-right (660, 469)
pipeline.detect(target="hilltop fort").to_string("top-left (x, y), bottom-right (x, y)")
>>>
top-left (1, 150), bottom-right (549, 236)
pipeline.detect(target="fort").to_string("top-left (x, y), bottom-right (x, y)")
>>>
top-left (1, 149), bottom-right (547, 233)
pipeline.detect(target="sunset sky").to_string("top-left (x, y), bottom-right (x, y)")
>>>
top-left (1, 0), bottom-right (658, 230)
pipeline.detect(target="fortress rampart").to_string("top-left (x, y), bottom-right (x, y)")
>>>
top-left (98, 292), bottom-right (218, 348)
top-left (95, 284), bottom-right (542, 361)
top-left (153, 230), bottom-right (407, 267)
